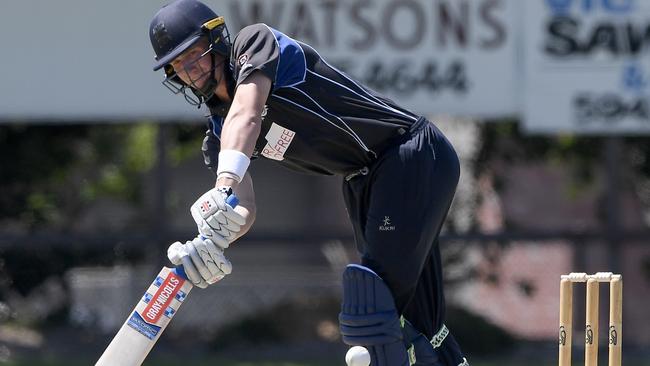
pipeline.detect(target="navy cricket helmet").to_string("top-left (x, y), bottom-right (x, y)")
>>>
top-left (149, 0), bottom-right (231, 106)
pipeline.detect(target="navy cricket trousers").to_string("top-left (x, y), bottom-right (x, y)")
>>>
top-left (342, 117), bottom-right (464, 364)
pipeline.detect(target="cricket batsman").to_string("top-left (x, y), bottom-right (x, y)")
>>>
top-left (149, 0), bottom-right (468, 364)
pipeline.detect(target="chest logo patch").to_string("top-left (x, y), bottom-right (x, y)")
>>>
top-left (261, 123), bottom-right (295, 161)
top-left (237, 54), bottom-right (248, 66)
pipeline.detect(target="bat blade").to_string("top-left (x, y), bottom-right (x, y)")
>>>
top-left (95, 267), bottom-right (193, 366)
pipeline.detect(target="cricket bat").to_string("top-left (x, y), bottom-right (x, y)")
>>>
top-left (95, 266), bottom-right (194, 366)
top-left (96, 195), bottom-right (238, 365)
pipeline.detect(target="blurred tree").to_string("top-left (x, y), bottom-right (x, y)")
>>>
top-left (0, 123), bottom-right (205, 230)
top-left (473, 120), bottom-right (650, 287)
top-left (0, 125), bottom-right (89, 226)
top-left (0, 123), bottom-right (205, 312)
top-left (475, 120), bottom-right (604, 195)
top-left (476, 120), bottom-right (650, 224)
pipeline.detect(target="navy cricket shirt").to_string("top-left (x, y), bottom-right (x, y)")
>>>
top-left (204, 24), bottom-right (420, 176)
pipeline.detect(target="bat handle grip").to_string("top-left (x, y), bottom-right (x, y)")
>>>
top-left (225, 194), bottom-right (239, 208)
top-left (173, 194), bottom-right (239, 281)
top-left (173, 265), bottom-right (190, 280)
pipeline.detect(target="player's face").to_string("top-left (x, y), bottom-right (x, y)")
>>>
top-left (171, 39), bottom-right (220, 90)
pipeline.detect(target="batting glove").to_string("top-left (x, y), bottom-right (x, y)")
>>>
top-left (167, 236), bottom-right (233, 288)
top-left (190, 186), bottom-right (245, 249)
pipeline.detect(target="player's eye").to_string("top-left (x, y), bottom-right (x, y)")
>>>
top-left (171, 58), bottom-right (183, 67)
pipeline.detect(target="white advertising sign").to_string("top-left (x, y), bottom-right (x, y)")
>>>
top-left (0, 0), bottom-right (517, 122)
top-left (523, 0), bottom-right (650, 134)
top-left (220, 0), bottom-right (518, 119)
top-left (0, 0), bottom-right (195, 122)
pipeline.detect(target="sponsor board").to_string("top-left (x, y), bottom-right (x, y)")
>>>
top-left (523, 0), bottom-right (650, 134)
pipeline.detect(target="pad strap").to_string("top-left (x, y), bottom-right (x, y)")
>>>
top-left (401, 319), bottom-right (468, 366)
top-left (430, 324), bottom-right (449, 349)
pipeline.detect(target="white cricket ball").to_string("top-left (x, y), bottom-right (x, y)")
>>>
top-left (345, 346), bottom-right (371, 366)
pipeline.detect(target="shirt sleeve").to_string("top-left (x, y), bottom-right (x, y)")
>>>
top-left (231, 24), bottom-right (280, 88)
top-left (201, 114), bottom-right (258, 176)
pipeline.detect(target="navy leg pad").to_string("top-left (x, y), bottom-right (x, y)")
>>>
top-left (339, 264), bottom-right (409, 366)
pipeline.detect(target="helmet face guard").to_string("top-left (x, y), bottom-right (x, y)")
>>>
top-left (149, 1), bottom-right (231, 107)
top-left (162, 59), bottom-right (215, 107)
top-left (161, 20), bottom-right (230, 106)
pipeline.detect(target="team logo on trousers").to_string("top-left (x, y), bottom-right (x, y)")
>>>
top-left (379, 216), bottom-right (396, 231)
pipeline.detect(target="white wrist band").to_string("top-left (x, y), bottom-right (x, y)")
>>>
top-left (217, 150), bottom-right (250, 182)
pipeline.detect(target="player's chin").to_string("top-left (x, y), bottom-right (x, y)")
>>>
top-left (190, 75), bottom-right (210, 91)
